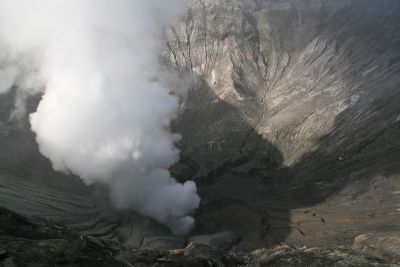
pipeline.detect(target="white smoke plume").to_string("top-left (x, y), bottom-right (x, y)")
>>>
top-left (0, 0), bottom-right (200, 235)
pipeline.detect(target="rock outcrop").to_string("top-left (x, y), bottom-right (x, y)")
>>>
top-left (0, 0), bottom-right (400, 264)
top-left (0, 207), bottom-right (243, 267)
top-left (1, 207), bottom-right (398, 267)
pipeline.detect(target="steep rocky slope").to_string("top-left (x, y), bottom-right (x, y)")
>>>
top-left (164, 0), bottom-right (400, 249)
top-left (0, 0), bottom-right (400, 265)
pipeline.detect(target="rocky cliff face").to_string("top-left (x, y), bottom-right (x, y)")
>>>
top-left (0, 0), bottom-right (400, 265)
top-left (164, 0), bottom-right (400, 249)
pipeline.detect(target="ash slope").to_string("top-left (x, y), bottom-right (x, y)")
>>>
top-left (165, 0), bottom-right (400, 249)
top-left (0, 0), bottom-right (399, 258)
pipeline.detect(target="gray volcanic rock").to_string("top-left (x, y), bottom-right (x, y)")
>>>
top-left (0, 207), bottom-right (243, 267)
top-left (0, 206), bottom-right (396, 267)
top-left (0, 0), bottom-right (400, 264)
top-left (164, 0), bottom-right (400, 250)
top-left (190, 231), bottom-right (240, 250)
top-left (353, 233), bottom-right (400, 263)
top-left (251, 244), bottom-right (398, 267)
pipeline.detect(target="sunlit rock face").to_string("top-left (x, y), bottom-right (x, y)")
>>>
top-left (165, 0), bottom-right (400, 248)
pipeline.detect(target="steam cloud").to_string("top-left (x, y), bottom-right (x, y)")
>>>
top-left (0, 0), bottom-right (200, 234)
